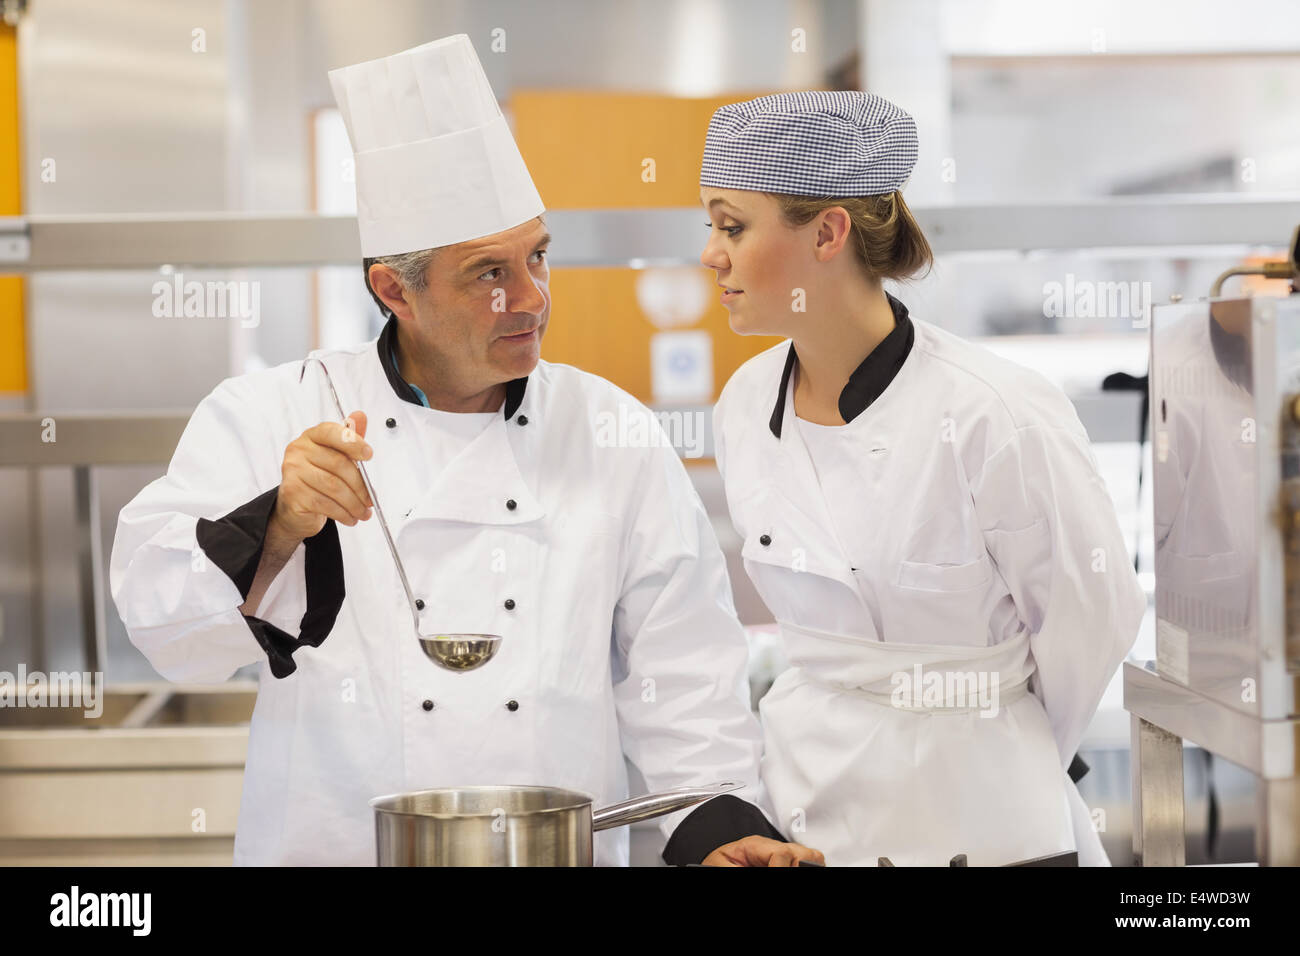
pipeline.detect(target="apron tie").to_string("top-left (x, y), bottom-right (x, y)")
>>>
top-left (775, 620), bottom-right (1037, 716)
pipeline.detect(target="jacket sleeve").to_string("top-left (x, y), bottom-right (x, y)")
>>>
top-left (608, 426), bottom-right (784, 865)
top-left (109, 376), bottom-right (345, 683)
top-left (970, 423), bottom-right (1146, 767)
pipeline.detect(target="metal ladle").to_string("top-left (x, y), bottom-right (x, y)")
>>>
top-left (300, 357), bottom-right (502, 672)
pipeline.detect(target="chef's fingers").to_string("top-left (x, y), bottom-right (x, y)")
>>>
top-left (299, 465), bottom-right (373, 524)
top-left (345, 409), bottom-right (368, 439)
top-left (770, 841), bottom-right (825, 867)
top-left (764, 845), bottom-right (799, 867)
top-left (283, 480), bottom-right (363, 529)
top-left (801, 848), bottom-right (826, 866)
top-left (304, 420), bottom-right (373, 461)
top-left (699, 844), bottom-right (745, 867)
top-left (708, 836), bottom-right (796, 867)
top-left (301, 442), bottom-right (373, 509)
top-left (729, 836), bottom-right (818, 867)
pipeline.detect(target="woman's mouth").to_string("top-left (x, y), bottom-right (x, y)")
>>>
top-left (720, 287), bottom-right (743, 304)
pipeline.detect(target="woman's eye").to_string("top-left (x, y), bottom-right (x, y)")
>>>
top-left (705, 222), bottom-right (742, 237)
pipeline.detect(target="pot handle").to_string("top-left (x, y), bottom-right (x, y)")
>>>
top-left (591, 781), bottom-right (744, 832)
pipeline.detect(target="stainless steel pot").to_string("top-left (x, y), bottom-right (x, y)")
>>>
top-left (371, 781), bottom-right (741, 866)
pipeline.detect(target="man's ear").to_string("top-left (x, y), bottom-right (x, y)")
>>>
top-left (369, 263), bottom-right (415, 321)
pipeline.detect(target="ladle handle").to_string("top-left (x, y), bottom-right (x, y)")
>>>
top-left (299, 357), bottom-right (422, 632)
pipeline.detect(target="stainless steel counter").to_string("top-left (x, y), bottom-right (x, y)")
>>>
top-left (0, 683), bottom-right (255, 865)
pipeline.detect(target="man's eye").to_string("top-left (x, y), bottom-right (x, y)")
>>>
top-left (531, 249), bottom-right (548, 263)
top-left (479, 268), bottom-right (502, 281)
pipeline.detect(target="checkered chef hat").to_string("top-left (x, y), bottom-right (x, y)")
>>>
top-left (700, 91), bottom-right (918, 197)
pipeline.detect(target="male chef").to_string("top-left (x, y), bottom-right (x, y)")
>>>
top-left (110, 34), bottom-right (820, 867)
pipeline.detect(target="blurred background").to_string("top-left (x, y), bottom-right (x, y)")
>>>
top-left (1, 0), bottom-right (1298, 865)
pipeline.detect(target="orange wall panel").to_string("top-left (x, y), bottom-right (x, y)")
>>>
top-left (513, 91), bottom-right (784, 403)
top-left (0, 23), bottom-right (25, 394)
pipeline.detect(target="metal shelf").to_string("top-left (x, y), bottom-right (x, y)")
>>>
top-left (2, 196), bottom-right (1298, 272)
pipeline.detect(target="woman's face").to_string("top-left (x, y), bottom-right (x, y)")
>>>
top-left (699, 186), bottom-right (819, 337)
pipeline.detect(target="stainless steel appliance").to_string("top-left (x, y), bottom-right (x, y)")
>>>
top-left (1127, 238), bottom-right (1300, 865)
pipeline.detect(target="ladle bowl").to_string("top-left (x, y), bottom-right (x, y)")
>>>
top-left (417, 633), bottom-right (503, 671)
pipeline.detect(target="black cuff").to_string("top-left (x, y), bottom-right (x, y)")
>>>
top-left (195, 485), bottom-right (345, 679)
top-left (661, 794), bottom-right (786, 866)
top-left (1068, 752), bottom-right (1090, 784)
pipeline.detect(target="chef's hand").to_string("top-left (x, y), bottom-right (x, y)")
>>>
top-left (701, 836), bottom-right (826, 867)
top-left (274, 410), bottom-right (375, 541)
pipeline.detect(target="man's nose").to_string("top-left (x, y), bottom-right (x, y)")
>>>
top-left (506, 272), bottom-right (547, 314)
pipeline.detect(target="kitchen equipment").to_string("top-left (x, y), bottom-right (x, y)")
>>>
top-left (371, 781), bottom-right (742, 866)
top-left (1129, 243), bottom-right (1300, 866)
top-left (299, 357), bottom-right (502, 672)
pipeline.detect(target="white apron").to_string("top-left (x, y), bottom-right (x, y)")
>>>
top-left (762, 622), bottom-right (1073, 866)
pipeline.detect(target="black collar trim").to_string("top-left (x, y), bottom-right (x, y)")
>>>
top-left (769, 292), bottom-right (915, 438)
top-left (376, 316), bottom-right (528, 419)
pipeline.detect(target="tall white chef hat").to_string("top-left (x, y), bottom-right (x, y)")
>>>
top-left (328, 34), bottom-right (546, 258)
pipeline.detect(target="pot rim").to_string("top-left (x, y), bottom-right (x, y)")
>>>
top-left (369, 784), bottom-right (597, 820)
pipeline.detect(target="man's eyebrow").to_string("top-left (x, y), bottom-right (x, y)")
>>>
top-left (460, 233), bottom-right (553, 273)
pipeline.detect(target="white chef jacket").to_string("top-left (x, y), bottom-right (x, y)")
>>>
top-left (713, 294), bottom-right (1146, 866)
top-left (110, 319), bottom-right (779, 865)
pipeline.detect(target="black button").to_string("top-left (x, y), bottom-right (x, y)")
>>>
top-left (759, 534), bottom-right (772, 546)
top-left (421, 699), bottom-right (434, 711)
top-left (504, 598), bottom-right (515, 610)
top-left (386, 417), bottom-right (397, 429)
top-left (415, 599), bottom-right (425, 610)
top-left (506, 499), bottom-right (517, 511)
top-left (516, 414), bottom-right (528, 426)
top-left (506, 699), bottom-right (519, 712)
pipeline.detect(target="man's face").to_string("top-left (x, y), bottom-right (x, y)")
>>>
top-left (379, 217), bottom-right (552, 395)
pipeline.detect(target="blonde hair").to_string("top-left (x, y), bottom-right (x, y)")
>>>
top-left (771, 191), bottom-right (933, 282)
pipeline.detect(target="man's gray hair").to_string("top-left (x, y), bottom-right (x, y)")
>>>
top-left (363, 248), bottom-right (438, 320)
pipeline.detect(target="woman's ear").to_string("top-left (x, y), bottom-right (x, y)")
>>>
top-left (813, 206), bottom-right (854, 262)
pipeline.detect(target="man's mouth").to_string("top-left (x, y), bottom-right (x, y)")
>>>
top-left (501, 327), bottom-right (538, 341)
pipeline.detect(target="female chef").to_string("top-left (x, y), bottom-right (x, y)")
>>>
top-left (699, 91), bottom-right (1147, 866)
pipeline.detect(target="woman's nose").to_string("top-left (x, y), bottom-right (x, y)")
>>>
top-left (700, 238), bottom-right (728, 270)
